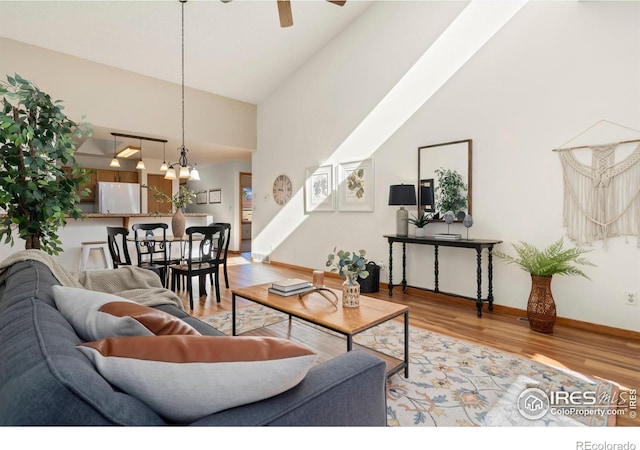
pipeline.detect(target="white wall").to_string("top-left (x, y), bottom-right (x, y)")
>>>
top-left (186, 160), bottom-right (252, 252)
top-left (254, 1), bottom-right (640, 331)
top-left (0, 37), bottom-right (257, 152)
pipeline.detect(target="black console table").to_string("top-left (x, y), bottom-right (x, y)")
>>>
top-left (383, 235), bottom-right (503, 317)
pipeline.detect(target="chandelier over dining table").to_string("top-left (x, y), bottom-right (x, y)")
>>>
top-left (165, 0), bottom-right (200, 181)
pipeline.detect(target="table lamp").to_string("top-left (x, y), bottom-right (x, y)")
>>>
top-left (388, 184), bottom-right (416, 237)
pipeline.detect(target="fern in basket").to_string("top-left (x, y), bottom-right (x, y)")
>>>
top-left (494, 238), bottom-right (595, 279)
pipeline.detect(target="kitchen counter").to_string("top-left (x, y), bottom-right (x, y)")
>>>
top-left (83, 213), bottom-right (209, 228)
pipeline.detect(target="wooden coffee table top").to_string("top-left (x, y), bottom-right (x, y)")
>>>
top-left (232, 283), bottom-right (408, 335)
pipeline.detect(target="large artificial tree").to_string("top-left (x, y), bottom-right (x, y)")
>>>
top-left (0, 73), bottom-right (90, 255)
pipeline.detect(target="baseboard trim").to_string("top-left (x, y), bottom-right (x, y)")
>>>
top-left (269, 260), bottom-right (640, 340)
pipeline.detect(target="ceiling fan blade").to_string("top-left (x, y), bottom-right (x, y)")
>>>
top-left (327, 1), bottom-right (346, 6)
top-left (277, 0), bottom-right (293, 28)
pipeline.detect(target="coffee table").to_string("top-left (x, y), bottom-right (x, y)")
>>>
top-left (231, 283), bottom-right (409, 378)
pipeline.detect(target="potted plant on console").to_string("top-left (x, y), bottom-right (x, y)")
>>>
top-left (434, 168), bottom-right (467, 221)
top-left (0, 73), bottom-right (91, 255)
top-left (409, 210), bottom-right (432, 237)
top-left (326, 248), bottom-right (370, 308)
top-left (494, 238), bottom-right (595, 333)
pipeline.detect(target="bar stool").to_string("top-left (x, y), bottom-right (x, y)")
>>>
top-left (79, 241), bottom-right (112, 271)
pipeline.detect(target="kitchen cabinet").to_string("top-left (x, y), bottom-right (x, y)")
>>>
top-left (63, 167), bottom-right (97, 202)
top-left (96, 169), bottom-right (138, 184)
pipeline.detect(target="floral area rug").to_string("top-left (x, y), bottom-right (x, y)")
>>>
top-left (203, 305), bottom-right (618, 427)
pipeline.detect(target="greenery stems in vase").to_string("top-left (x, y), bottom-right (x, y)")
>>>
top-left (493, 238), bottom-right (595, 279)
top-left (325, 248), bottom-right (370, 281)
top-left (143, 185), bottom-right (196, 213)
top-left (326, 248), bottom-right (369, 308)
top-left (0, 73), bottom-right (91, 254)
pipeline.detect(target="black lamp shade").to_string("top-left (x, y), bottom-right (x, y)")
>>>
top-left (388, 184), bottom-right (417, 206)
top-left (420, 186), bottom-right (434, 210)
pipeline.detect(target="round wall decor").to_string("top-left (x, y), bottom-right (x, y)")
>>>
top-left (272, 174), bottom-right (292, 205)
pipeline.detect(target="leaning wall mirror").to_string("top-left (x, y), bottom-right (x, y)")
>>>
top-left (417, 139), bottom-right (472, 221)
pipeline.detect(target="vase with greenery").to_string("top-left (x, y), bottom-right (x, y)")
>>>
top-left (494, 238), bottom-right (595, 333)
top-left (409, 210), bottom-right (432, 237)
top-left (434, 168), bottom-right (467, 219)
top-left (143, 184), bottom-right (195, 212)
top-left (326, 248), bottom-right (369, 308)
top-left (143, 184), bottom-right (195, 238)
top-left (0, 73), bottom-right (91, 255)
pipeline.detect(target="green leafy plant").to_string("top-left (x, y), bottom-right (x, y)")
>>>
top-left (0, 73), bottom-right (91, 254)
top-left (409, 210), bottom-right (432, 228)
top-left (326, 248), bottom-right (369, 280)
top-left (143, 184), bottom-right (195, 212)
top-left (494, 238), bottom-right (595, 278)
top-left (434, 168), bottom-right (467, 215)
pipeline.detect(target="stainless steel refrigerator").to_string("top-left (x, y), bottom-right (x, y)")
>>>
top-left (95, 182), bottom-right (141, 214)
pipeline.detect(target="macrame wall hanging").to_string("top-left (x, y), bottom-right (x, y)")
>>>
top-left (554, 120), bottom-right (640, 247)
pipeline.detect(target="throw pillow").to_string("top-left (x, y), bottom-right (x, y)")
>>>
top-left (52, 285), bottom-right (199, 341)
top-left (77, 335), bottom-right (317, 423)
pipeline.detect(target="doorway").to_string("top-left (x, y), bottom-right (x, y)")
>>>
top-left (239, 172), bottom-right (252, 255)
top-left (146, 174), bottom-right (172, 214)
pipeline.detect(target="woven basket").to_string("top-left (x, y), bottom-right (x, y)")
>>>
top-left (527, 275), bottom-right (556, 333)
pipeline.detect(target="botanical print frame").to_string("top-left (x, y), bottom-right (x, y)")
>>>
top-left (195, 190), bottom-right (207, 204)
top-left (209, 189), bottom-right (222, 204)
top-left (304, 164), bottom-right (335, 213)
top-left (337, 158), bottom-right (375, 212)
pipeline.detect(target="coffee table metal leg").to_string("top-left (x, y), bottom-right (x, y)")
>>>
top-left (232, 293), bottom-right (237, 336)
top-left (347, 335), bottom-right (353, 352)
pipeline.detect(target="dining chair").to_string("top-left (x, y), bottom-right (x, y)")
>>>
top-left (210, 222), bottom-right (231, 288)
top-left (169, 225), bottom-right (226, 310)
top-left (106, 226), bottom-right (132, 268)
top-left (131, 223), bottom-right (178, 287)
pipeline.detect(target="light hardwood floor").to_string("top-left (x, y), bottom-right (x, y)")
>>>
top-left (176, 255), bottom-right (640, 427)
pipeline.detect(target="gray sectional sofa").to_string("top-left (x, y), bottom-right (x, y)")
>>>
top-left (0, 259), bottom-right (387, 426)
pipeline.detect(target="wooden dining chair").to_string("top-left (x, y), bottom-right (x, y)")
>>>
top-left (106, 226), bottom-right (132, 268)
top-left (210, 222), bottom-right (231, 288)
top-left (131, 223), bottom-right (178, 287)
top-left (169, 225), bottom-right (226, 310)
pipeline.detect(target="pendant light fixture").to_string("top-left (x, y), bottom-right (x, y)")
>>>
top-left (135, 139), bottom-right (146, 170)
top-left (110, 135), bottom-right (120, 167)
top-left (160, 142), bottom-right (168, 171)
top-left (169, 0), bottom-right (199, 181)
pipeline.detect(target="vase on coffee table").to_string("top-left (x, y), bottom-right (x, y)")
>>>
top-left (342, 272), bottom-right (360, 308)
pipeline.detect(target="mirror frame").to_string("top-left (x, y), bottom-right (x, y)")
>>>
top-left (417, 139), bottom-right (473, 221)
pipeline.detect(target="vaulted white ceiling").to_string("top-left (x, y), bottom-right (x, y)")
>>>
top-left (0, 0), bottom-right (373, 105)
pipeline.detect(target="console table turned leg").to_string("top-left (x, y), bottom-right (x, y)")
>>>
top-left (487, 246), bottom-right (495, 311)
top-left (388, 241), bottom-right (394, 296)
top-left (401, 242), bottom-right (408, 292)
top-left (475, 248), bottom-right (483, 317)
top-left (433, 244), bottom-right (439, 293)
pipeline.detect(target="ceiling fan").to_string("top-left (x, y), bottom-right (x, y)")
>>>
top-left (221, 0), bottom-right (346, 28)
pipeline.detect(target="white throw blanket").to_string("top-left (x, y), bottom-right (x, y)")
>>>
top-left (0, 250), bottom-right (184, 311)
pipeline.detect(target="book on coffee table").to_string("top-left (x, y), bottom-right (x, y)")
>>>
top-left (268, 285), bottom-right (314, 297)
top-left (271, 278), bottom-right (312, 292)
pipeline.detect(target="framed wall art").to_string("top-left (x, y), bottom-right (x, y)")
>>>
top-left (304, 164), bottom-right (335, 213)
top-left (209, 189), bottom-right (222, 204)
top-left (195, 190), bottom-right (207, 204)
top-left (337, 158), bottom-right (375, 212)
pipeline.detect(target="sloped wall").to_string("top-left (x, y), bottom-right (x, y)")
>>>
top-left (254, 1), bottom-right (640, 331)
